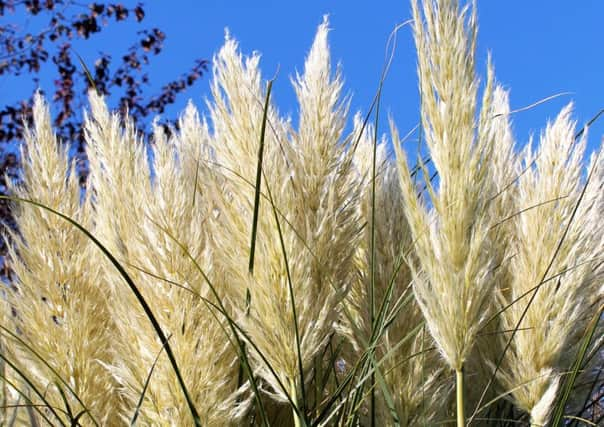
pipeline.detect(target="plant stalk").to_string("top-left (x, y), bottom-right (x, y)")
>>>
top-left (456, 367), bottom-right (465, 427)
top-left (291, 381), bottom-right (302, 427)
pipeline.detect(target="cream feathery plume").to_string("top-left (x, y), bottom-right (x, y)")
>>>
top-left (85, 93), bottom-right (248, 425)
top-left (6, 93), bottom-right (122, 425)
top-left (206, 19), bottom-right (362, 424)
top-left (84, 91), bottom-right (153, 265)
top-left (269, 16), bottom-right (362, 411)
top-left (394, 1), bottom-right (501, 424)
top-left (467, 84), bottom-right (520, 412)
top-left (396, 0), bottom-right (497, 372)
top-left (496, 107), bottom-right (603, 425)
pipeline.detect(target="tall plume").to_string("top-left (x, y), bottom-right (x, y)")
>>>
top-left (6, 94), bottom-right (122, 425)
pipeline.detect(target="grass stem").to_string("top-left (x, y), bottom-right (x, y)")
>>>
top-left (456, 367), bottom-right (465, 427)
top-left (291, 381), bottom-right (302, 427)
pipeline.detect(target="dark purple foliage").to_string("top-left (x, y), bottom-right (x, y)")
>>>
top-left (0, 0), bottom-right (208, 269)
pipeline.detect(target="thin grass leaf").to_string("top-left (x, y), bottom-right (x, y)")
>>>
top-left (73, 51), bottom-right (99, 95)
top-left (314, 239), bottom-right (415, 425)
top-left (26, 402), bottom-right (41, 427)
top-left (72, 410), bottom-right (89, 427)
top-left (0, 353), bottom-right (65, 426)
top-left (491, 91), bottom-right (573, 118)
top-left (345, 22), bottom-right (410, 427)
top-left (126, 234), bottom-right (310, 424)
top-left (0, 371), bottom-right (59, 426)
top-left (130, 334), bottom-right (173, 426)
top-left (473, 370), bottom-right (570, 416)
top-left (7, 395), bottom-right (21, 427)
top-left (191, 153), bottom-right (201, 209)
top-left (248, 78), bottom-right (274, 274)
top-left (144, 216), bottom-right (287, 427)
top-left (550, 305), bottom-right (604, 426)
top-left (563, 415), bottom-right (597, 426)
top-left (340, 326), bottom-right (426, 427)
top-left (314, 322), bottom-right (426, 427)
top-left (373, 358), bottom-right (400, 427)
top-left (570, 350), bottom-right (604, 426)
top-left (55, 383), bottom-right (75, 424)
top-left (574, 108), bottom-right (604, 140)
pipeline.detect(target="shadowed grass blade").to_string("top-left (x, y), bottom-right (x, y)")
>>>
top-left (0, 356), bottom-right (64, 426)
top-left (550, 305), bottom-right (603, 426)
top-left (0, 372), bottom-right (59, 426)
top-left (73, 51), bottom-right (99, 95)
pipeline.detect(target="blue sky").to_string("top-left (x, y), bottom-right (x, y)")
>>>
top-left (151, 0), bottom-right (604, 156)
top-left (4, 1), bottom-right (604, 155)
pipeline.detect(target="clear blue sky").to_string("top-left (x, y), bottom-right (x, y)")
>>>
top-left (151, 0), bottom-right (604, 156)
top-left (5, 1), bottom-right (604, 155)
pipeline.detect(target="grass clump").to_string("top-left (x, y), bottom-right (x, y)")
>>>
top-left (1, 0), bottom-right (602, 426)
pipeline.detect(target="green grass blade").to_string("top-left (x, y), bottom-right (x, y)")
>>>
top-left (191, 153), bottom-right (201, 209)
top-left (55, 383), bottom-right (74, 423)
top-left (372, 355), bottom-right (400, 427)
top-left (143, 217), bottom-right (281, 427)
top-left (550, 305), bottom-right (603, 426)
top-left (130, 334), bottom-right (173, 426)
top-left (313, 242), bottom-right (412, 425)
top-left (125, 251), bottom-right (309, 423)
top-left (568, 339), bottom-right (604, 426)
top-left (72, 410), bottom-right (89, 426)
top-left (73, 51), bottom-right (99, 95)
top-left (248, 79), bottom-right (274, 274)
top-left (359, 21), bottom-right (409, 427)
top-left (0, 354), bottom-right (65, 426)
top-left (320, 323), bottom-right (426, 427)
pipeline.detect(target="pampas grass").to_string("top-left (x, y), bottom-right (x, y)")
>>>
top-left (495, 105), bottom-right (603, 426)
top-left (393, 0), bottom-right (503, 424)
top-left (206, 19), bottom-right (362, 425)
top-left (5, 94), bottom-right (122, 425)
top-left (1, 1), bottom-right (602, 426)
top-left (85, 91), bottom-right (248, 426)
